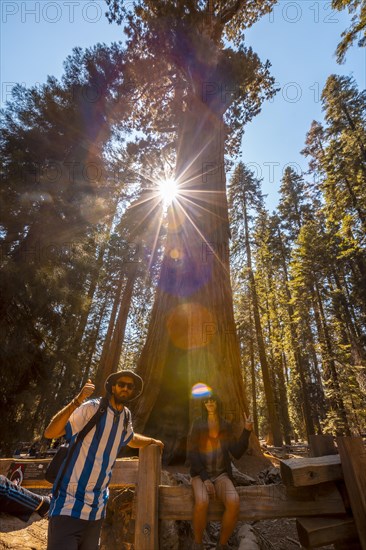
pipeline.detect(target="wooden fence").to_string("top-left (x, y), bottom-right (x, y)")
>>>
top-left (1, 435), bottom-right (365, 549)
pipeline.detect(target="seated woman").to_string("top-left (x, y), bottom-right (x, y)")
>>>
top-left (188, 392), bottom-right (253, 550)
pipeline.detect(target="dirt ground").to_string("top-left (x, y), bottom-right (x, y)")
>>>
top-left (243, 518), bottom-right (334, 550)
top-left (247, 518), bottom-right (301, 549)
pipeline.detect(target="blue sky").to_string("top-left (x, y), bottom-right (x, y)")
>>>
top-left (1, 0), bottom-right (365, 210)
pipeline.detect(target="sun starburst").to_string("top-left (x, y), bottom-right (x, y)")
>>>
top-left (158, 177), bottom-right (179, 206)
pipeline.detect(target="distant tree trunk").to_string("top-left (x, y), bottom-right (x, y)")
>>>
top-left (242, 203), bottom-right (282, 446)
top-left (249, 306), bottom-right (259, 436)
top-left (95, 262), bottom-right (139, 393)
top-left (247, 269), bottom-right (283, 446)
top-left (275, 359), bottom-right (292, 445)
top-left (133, 100), bottom-right (253, 463)
top-left (312, 281), bottom-right (351, 435)
top-left (94, 277), bottom-right (125, 394)
top-left (332, 269), bottom-right (363, 340)
top-left (277, 227), bottom-right (316, 440)
top-left (81, 296), bottom-right (110, 385)
top-left (334, 268), bottom-right (366, 341)
top-left (261, 253), bottom-right (293, 445)
top-left (328, 270), bottom-right (366, 393)
top-left (72, 236), bottom-right (111, 357)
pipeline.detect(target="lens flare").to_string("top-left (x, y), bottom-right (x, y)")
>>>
top-left (191, 383), bottom-right (212, 399)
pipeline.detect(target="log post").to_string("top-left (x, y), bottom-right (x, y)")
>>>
top-left (337, 436), bottom-right (366, 550)
top-left (134, 445), bottom-right (161, 550)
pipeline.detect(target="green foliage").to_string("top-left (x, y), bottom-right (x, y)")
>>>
top-left (228, 76), bottom-right (366, 440)
top-left (0, 43), bottom-right (133, 449)
top-left (105, 0), bottom-right (278, 157)
top-left (332, 0), bottom-right (366, 62)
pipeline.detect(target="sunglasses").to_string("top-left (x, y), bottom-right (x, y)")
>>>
top-left (204, 397), bottom-right (216, 403)
top-left (116, 381), bottom-right (135, 390)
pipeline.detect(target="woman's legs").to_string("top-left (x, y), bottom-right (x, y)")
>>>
top-left (191, 476), bottom-right (209, 544)
top-left (214, 475), bottom-right (240, 545)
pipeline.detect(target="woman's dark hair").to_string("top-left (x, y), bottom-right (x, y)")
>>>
top-left (200, 392), bottom-right (222, 418)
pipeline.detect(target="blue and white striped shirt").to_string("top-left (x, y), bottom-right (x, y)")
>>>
top-left (49, 398), bottom-right (133, 521)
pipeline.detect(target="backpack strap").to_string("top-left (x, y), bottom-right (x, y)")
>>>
top-left (123, 408), bottom-right (130, 432)
top-left (76, 396), bottom-right (108, 442)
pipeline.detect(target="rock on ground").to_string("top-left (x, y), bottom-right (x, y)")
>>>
top-left (0, 513), bottom-right (47, 550)
top-left (237, 524), bottom-right (260, 550)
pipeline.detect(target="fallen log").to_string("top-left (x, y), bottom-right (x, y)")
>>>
top-left (157, 482), bottom-right (346, 521)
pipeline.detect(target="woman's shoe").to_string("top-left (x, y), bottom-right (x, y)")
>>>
top-left (36, 496), bottom-right (50, 518)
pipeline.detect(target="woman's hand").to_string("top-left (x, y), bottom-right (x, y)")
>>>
top-left (204, 479), bottom-right (216, 499)
top-left (244, 412), bottom-right (254, 432)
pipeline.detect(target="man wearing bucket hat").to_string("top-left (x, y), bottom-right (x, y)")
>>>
top-left (44, 371), bottom-right (163, 550)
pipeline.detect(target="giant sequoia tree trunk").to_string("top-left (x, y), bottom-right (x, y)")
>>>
top-left (133, 98), bottom-right (251, 462)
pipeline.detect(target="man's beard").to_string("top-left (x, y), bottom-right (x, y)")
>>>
top-left (114, 394), bottom-right (129, 404)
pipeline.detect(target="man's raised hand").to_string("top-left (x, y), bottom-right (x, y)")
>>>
top-left (77, 379), bottom-right (95, 404)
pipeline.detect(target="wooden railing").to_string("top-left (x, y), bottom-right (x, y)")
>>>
top-left (281, 436), bottom-right (366, 550)
top-left (1, 435), bottom-right (365, 549)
